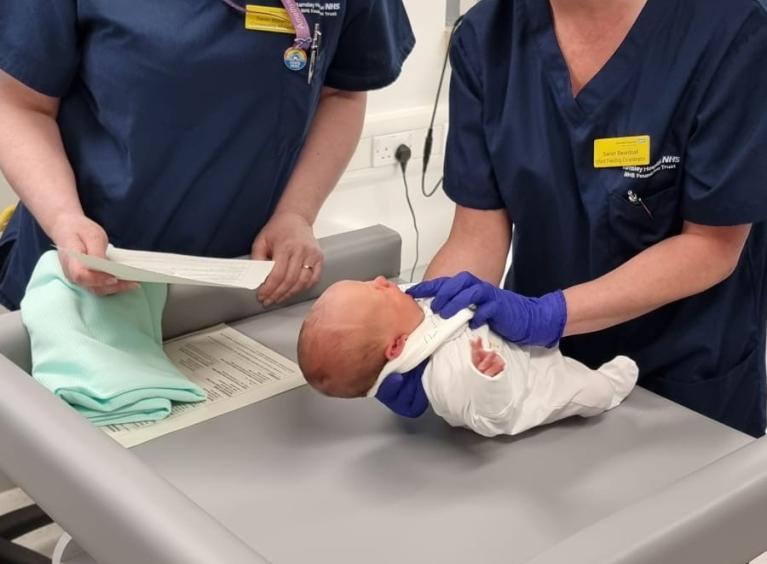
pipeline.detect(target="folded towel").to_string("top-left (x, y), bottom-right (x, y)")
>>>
top-left (21, 251), bottom-right (206, 426)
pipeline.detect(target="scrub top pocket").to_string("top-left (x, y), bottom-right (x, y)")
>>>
top-left (608, 184), bottom-right (683, 267)
top-left (278, 49), bottom-right (326, 155)
top-left (643, 345), bottom-right (765, 437)
top-left (276, 12), bottom-right (337, 157)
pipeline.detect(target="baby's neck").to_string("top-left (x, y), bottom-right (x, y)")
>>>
top-left (401, 295), bottom-right (426, 333)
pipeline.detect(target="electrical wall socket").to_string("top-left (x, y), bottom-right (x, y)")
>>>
top-left (373, 132), bottom-right (415, 168)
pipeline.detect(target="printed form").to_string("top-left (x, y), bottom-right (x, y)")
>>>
top-left (105, 325), bottom-right (306, 448)
top-left (68, 246), bottom-right (274, 290)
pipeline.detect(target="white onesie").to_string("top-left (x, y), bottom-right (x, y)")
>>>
top-left (368, 300), bottom-right (638, 438)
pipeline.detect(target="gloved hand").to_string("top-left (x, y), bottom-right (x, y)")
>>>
top-left (407, 272), bottom-right (567, 348)
top-left (374, 360), bottom-right (430, 418)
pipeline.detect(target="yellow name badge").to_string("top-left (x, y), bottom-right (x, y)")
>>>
top-left (594, 135), bottom-right (651, 168)
top-left (245, 5), bottom-right (296, 34)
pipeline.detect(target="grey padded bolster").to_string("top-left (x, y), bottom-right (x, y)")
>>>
top-left (162, 224), bottom-right (401, 339)
top-left (0, 310), bottom-right (31, 373)
top-left (528, 436), bottom-right (767, 564)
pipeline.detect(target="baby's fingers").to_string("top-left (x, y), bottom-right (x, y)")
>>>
top-left (477, 354), bottom-right (495, 374)
top-left (471, 339), bottom-right (487, 366)
top-left (474, 350), bottom-right (505, 377)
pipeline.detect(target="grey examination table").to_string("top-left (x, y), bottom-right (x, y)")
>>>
top-left (1, 225), bottom-right (766, 564)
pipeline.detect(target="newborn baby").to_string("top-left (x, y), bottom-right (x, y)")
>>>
top-left (297, 277), bottom-right (638, 437)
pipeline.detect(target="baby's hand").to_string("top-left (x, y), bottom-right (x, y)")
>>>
top-left (470, 338), bottom-right (506, 377)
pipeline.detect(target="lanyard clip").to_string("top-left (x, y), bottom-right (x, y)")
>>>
top-left (308, 23), bottom-right (322, 85)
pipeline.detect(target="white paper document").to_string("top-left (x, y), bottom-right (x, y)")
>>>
top-left (68, 246), bottom-right (274, 290)
top-left (105, 325), bottom-right (306, 448)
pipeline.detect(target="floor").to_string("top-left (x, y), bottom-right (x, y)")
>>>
top-left (0, 488), bottom-right (63, 558)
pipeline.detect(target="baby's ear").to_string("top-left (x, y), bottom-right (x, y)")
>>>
top-left (385, 335), bottom-right (408, 360)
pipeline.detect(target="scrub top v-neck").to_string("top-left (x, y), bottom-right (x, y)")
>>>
top-left (0, 0), bottom-right (415, 309)
top-left (443, 0), bottom-right (767, 436)
top-left (527, 0), bottom-right (660, 120)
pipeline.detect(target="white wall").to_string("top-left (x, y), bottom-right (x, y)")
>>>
top-left (0, 0), bottom-right (456, 279)
top-left (315, 0), bottom-right (455, 279)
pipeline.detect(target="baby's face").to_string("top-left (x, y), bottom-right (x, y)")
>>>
top-left (317, 276), bottom-right (417, 328)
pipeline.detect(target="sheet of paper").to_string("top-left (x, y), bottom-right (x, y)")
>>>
top-left (104, 325), bottom-right (306, 448)
top-left (67, 247), bottom-right (274, 290)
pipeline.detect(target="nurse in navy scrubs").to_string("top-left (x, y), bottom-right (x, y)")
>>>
top-left (378, 0), bottom-right (767, 437)
top-left (0, 0), bottom-right (413, 309)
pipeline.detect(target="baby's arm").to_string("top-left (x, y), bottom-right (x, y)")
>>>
top-left (470, 338), bottom-right (505, 377)
top-left (426, 335), bottom-right (515, 436)
top-left (462, 338), bottom-right (519, 437)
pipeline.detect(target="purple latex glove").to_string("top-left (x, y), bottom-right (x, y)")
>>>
top-left (375, 360), bottom-right (430, 418)
top-left (407, 272), bottom-right (567, 348)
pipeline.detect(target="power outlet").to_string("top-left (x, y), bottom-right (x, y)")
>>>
top-left (373, 132), bottom-right (415, 168)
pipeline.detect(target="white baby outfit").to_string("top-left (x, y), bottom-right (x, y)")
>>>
top-left (368, 300), bottom-right (638, 438)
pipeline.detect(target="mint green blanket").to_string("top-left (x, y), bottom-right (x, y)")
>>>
top-left (21, 251), bottom-right (206, 426)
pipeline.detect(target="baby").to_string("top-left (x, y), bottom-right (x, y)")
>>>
top-left (297, 277), bottom-right (638, 438)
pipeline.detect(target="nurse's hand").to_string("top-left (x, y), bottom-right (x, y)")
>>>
top-left (408, 272), bottom-right (567, 348)
top-left (51, 213), bottom-right (139, 296)
top-left (252, 211), bottom-right (323, 306)
top-left (374, 360), bottom-right (430, 418)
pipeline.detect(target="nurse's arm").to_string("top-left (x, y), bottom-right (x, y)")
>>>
top-left (0, 70), bottom-right (134, 295)
top-left (424, 205), bottom-right (512, 285)
top-left (253, 87), bottom-right (367, 305)
top-left (563, 222), bottom-right (751, 336)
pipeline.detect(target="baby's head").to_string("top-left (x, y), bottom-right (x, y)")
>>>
top-left (297, 276), bottom-right (425, 398)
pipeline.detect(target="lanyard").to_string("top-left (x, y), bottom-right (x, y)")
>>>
top-left (217, 0), bottom-right (312, 49)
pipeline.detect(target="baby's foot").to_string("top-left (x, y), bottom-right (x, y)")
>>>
top-left (598, 356), bottom-right (639, 409)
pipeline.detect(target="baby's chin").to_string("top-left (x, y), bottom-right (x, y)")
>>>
top-left (318, 382), bottom-right (371, 400)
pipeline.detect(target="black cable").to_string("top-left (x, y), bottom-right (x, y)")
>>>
top-left (395, 145), bottom-right (419, 282)
top-left (421, 15), bottom-right (464, 199)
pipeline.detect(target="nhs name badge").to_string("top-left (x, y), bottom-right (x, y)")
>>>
top-left (284, 47), bottom-right (308, 72)
top-left (594, 135), bottom-right (651, 169)
top-left (244, 5), bottom-right (295, 34)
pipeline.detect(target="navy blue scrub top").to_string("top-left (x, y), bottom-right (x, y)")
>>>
top-left (444, 0), bottom-right (767, 437)
top-left (0, 0), bottom-right (414, 309)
